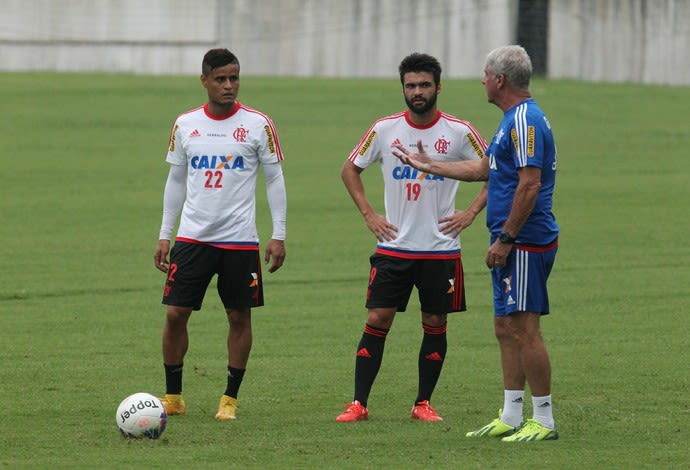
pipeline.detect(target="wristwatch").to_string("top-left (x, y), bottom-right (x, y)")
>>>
top-left (498, 231), bottom-right (516, 244)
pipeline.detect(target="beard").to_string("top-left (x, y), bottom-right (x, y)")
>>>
top-left (405, 92), bottom-right (438, 115)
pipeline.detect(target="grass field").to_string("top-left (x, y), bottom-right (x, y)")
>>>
top-left (1, 72), bottom-right (688, 469)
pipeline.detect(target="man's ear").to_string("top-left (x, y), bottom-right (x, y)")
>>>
top-left (496, 73), bottom-right (506, 89)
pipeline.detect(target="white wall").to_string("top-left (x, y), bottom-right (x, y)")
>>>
top-left (0, 0), bottom-right (219, 74)
top-left (0, 0), bottom-right (688, 84)
top-left (218, 0), bottom-right (515, 78)
top-left (549, 0), bottom-right (690, 85)
top-left (0, 0), bottom-right (514, 78)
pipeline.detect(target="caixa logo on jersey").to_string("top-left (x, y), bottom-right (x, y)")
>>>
top-left (190, 154), bottom-right (245, 170)
top-left (392, 166), bottom-right (444, 181)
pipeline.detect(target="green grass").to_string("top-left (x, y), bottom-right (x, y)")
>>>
top-left (1, 73), bottom-right (688, 469)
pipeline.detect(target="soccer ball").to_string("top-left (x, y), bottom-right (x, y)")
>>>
top-left (116, 392), bottom-right (168, 439)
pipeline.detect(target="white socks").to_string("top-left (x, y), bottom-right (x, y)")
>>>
top-left (532, 394), bottom-right (555, 429)
top-left (500, 390), bottom-right (525, 427)
top-left (500, 391), bottom-right (556, 429)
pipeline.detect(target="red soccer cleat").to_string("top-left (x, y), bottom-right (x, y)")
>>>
top-left (410, 400), bottom-right (444, 422)
top-left (336, 400), bottom-right (369, 422)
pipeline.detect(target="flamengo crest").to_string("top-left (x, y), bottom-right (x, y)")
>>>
top-left (434, 138), bottom-right (450, 155)
top-left (233, 127), bottom-right (249, 142)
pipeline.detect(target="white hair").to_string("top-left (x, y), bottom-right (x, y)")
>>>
top-left (485, 45), bottom-right (533, 90)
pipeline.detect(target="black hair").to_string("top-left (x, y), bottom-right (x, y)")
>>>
top-left (398, 53), bottom-right (442, 85)
top-left (202, 48), bottom-right (240, 76)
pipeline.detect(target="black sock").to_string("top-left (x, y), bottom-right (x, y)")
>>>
top-left (416, 323), bottom-right (447, 404)
top-left (164, 363), bottom-right (184, 394)
top-left (224, 366), bottom-right (246, 399)
top-left (353, 323), bottom-right (389, 407)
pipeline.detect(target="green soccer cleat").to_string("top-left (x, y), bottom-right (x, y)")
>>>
top-left (501, 419), bottom-right (559, 442)
top-left (466, 410), bottom-right (519, 437)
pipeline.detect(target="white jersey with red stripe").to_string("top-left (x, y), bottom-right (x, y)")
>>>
top-left (166, 101), bottom-right (283, 248)
top-left (348, 110), bottom-right (486, 258)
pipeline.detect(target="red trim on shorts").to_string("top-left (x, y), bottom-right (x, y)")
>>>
top-left (514, 238), bottom-right (558, 253)
top-left (451, 257), bottom-right (465, 311)
top-left (374, 247), bottom-right (461, 260)
top-left (175, 237), bottom-right (259, 251)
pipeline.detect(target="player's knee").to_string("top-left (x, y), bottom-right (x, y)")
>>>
top-left (166, 307), bottom-right (191, 329)
top-left (493, 317), bottom-right (515, 342)
top-left (226, 308), bottom-right (251, 328)
top-left (366, 308), bottom-right (395, 329)
top-left (421, 312), bottom-right (447, 328)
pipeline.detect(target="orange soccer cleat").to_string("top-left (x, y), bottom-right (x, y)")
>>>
top-left (336, 400), bottom-right (369, 422)
top-left (410, 400), bottom-right (444, 422)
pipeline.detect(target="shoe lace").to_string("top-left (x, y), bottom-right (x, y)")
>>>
top-left (517, 419), bottom-right (542, 435)
top-left (416, 401), bottom-right (437, 414)
top-left (346, 402), bottom-right (363, 413)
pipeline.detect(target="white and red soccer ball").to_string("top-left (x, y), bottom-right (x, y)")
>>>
top-left (116, 392), bottom-right (167, 439)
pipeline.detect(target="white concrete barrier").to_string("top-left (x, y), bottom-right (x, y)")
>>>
top-left (0, 0), bottom-right (686, 84)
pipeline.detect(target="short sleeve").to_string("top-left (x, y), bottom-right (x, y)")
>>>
top-left (165, 121), bottom-right (186, 165)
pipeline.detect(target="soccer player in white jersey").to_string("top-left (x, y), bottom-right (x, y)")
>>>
top-left (336, 53), bottom-right (488, 422)
top-left (153, 49), bottom-right (287, 421)
top-left (394, 45), bottom-right (560, 441)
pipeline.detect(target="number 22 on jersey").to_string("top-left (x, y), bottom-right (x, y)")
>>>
top-left (204, 170), bottom-right (223, 188)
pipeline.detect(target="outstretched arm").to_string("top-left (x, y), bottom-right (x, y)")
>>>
top-left (393, 139), bottom-right (489, 182)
